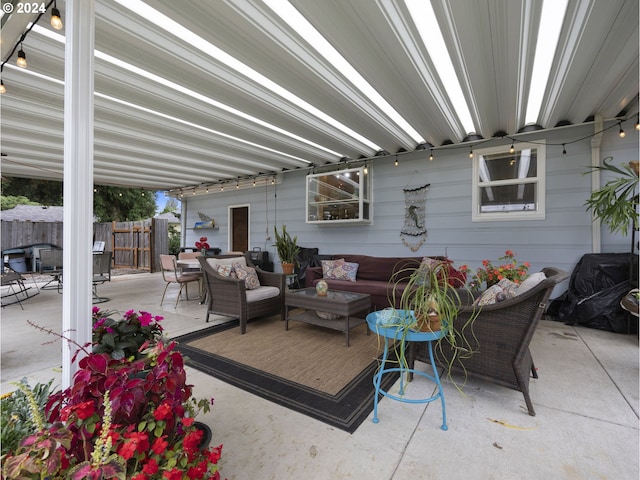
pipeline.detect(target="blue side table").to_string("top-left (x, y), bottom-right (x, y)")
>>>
top-left (366, 310), bottom-right (448, 430)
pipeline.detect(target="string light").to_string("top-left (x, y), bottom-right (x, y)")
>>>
top-left (167, 114), bottom-right (638, 198)
top-left (618, 122), bottom-right (625, 138)
top-left (50, 1), bottom-right (63, 30)
top-left (0, 0), bottom-right (64, 93)
top-left (16, 46), bottom-right (27, 68)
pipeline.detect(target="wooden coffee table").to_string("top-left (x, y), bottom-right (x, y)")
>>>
top-left (285, 288), bottom-right (371, 346)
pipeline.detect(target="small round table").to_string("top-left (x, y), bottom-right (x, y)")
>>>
top-left (366, 311), bottom-right (448, 430)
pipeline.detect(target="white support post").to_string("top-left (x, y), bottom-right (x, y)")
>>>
top-left (62, 0), bottom-right (96, 389)
top-left (590, 115), bottom-right (603, 254)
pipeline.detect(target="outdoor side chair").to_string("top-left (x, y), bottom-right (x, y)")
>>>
top-left (160, 254), bottom-right (202, 308)
top-left (1, 264), bottom-right (39, 309)
top-left (93, 251), bottom-right (112, 304)
top-left (39, 248), bottom-right (64, 292)
top-left (198, 255), bottom-right (286, 334)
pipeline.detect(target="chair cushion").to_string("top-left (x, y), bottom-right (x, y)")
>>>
top-left (206, 256), bottom-right (246, 270)
top-left (178, 272), bottom-right (201, 283)
top-left (245, 285), bottom-right (280, 302)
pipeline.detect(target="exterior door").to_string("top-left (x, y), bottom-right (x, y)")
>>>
top-left (229, 205), bottom-right (249, 252)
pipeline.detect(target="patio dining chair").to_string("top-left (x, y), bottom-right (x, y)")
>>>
top-left (178, 251), bottom-right (202, 272)
top-left (160, 254), bottom-right (202, 308)
top-left (93, 251), bottom-right (112, 304)
top-left (1, 264), bottom-right (39, 309)
top-left (39, 248), bottom-right (63, 292)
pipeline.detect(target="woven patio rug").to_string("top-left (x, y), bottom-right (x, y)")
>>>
top-left (172, 312), bottom-right (399, 433)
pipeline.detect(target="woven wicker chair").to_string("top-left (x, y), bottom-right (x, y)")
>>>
top-left (410, 266), bottom-right (569, 416)
top-left (198, 255), bottom-right (286, 334)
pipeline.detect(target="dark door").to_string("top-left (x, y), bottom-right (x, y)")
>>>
top-left (230, 206), bottom-right (249, 252)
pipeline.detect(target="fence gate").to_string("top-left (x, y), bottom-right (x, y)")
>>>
top-left (111, 220), bottom-right (152, 271)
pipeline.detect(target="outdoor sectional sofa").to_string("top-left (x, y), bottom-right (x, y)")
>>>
top-left (305, 253), bottom-right (466, 311)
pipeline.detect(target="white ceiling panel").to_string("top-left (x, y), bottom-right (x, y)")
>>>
top-left (1, 0), bottom-right (637, 192)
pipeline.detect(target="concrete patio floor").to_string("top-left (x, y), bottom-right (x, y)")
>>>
top-left (1, 272), bottom-right (638, 479)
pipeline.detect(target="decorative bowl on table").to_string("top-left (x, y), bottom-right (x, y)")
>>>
top-left (315, 279), bottom-right (328, 296)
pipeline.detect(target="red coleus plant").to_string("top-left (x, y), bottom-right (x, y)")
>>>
top-left (2, 319), bottom-right (223, 479)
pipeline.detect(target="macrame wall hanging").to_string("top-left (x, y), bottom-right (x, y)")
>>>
top-left (400, 183), bottom-right (430, 252)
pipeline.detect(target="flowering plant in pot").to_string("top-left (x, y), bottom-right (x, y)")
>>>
top-left (2, 310), bottom-right (224, 479)
top-left (91, 307), bottom-right (166, 360)
top-left (195, 237), bottom-right (210, 256)
top-left (462, 249), bottom-right (530, 290)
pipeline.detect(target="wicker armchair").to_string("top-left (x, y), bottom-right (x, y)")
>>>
top-left (198, 255), bottom-right (286, 334)
top-left (410, 266), bottom-right (569, 416)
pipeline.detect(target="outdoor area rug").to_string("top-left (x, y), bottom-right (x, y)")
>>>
top-left (172, 312), bottom-right (400, 433)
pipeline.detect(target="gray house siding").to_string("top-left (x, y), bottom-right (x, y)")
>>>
top-left (182, 122), bottom-right (636, 289)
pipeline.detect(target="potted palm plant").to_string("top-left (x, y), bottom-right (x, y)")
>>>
top-left (273, 225), bottom-right (300, 275)
top-left (584, 157), bottom-right (639, 236)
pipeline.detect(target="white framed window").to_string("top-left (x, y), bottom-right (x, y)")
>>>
top-left (472, 141), bottom-right (546, 221)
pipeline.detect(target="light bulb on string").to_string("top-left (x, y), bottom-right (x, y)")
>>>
top-left (509, 143), bottom-right (515, 154)
top-left (468, 149), bottom-right (473, 159)
top-left (429, 150), bottom-right (433, 161)
top-left (50, 2), bottom-right (63, 30)
top-left (0, 80), bottom-right (5, 94)
top-left (394, 155), bottom-right (398, 167)
top-left (16, 46), bottom-right (27, 68)
top-left (619, 122), bottom-right (625, 138)
top-left (562, 144), bottom-right (567, 156)
top-left (635, 114), bottom-right (640, 131)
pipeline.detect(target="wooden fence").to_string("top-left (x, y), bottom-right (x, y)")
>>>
top-left (1, 218), bottom-right (168, 272)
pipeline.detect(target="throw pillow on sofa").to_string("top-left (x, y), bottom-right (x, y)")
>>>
top-left (321, 259), bottom-right (344, 278)
top-left (322, 259), bottom-right (359, 282)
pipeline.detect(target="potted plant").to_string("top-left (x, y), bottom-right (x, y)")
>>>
top-left (2, 309), bottom-right (224, 479)
top-left (584, 157), bottom-right (639, 236)
top-left (273, 225), bottom-right (299, 275)
top-left (382, 259), bottom-right (480, 379)
top-left (465, 249), bottom-right (531, 290)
